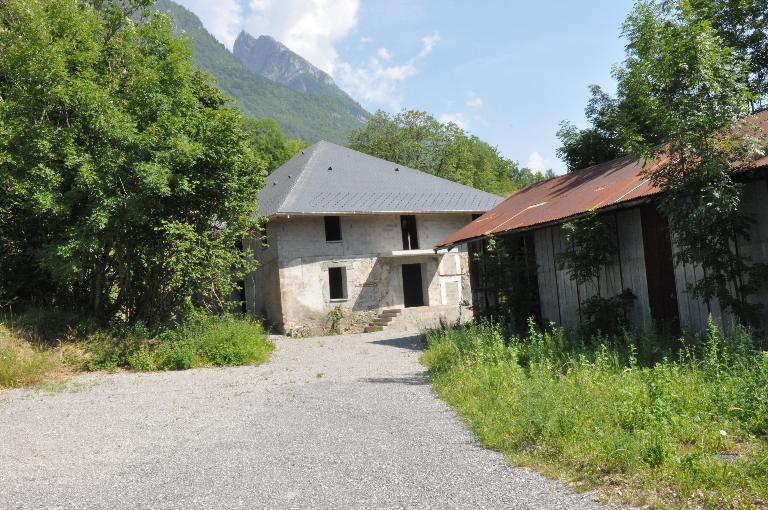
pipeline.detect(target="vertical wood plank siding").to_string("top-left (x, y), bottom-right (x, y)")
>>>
top-left (672, 179), bottom-right (768, 331)
top-left (533, 208), bottom-right (651, 331)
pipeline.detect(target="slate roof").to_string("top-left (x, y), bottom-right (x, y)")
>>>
top-left (258, 141), bottom-right (504, 216)
top-left (436, 110), bottom-right (768, 248)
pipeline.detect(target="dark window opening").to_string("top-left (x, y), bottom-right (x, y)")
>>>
top-left (401, 215), bottom-right (419, 250)
top-left (328, 267), bottom-right (346, 300)
top-left (325, 216), bottom-right (342, 242)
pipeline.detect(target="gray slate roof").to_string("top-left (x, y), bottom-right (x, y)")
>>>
top-left (259, 141), bottom-right (503, 216)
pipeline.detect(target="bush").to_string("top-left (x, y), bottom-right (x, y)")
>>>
top-left (422, 318), bottom-right (768, 508)
top-left (79, 315), bottom-right (273, 372)
top-left (0, 310), bottom-right (274, 388)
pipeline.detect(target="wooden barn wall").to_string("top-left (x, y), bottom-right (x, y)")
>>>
top-left (673, 178), bottom-right (768, 331)
top-left (533, 208), bottom-right (652, 330)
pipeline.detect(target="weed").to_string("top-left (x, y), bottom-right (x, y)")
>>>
top-left (0, 310), bottom-right (274, 389)
top-left (421, 318), bottom-right (768, 508)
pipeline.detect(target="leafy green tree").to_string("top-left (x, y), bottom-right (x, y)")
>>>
top-left (622, 0), bottom-right (768, 325)
top-left (558, 0), bottom-right (768, 171)
top-left (241, 117), bottom-right (307, 173)
top-left (348, 110), bottom-right (548, 195)
top-left (0, 0), bottom-right (266, 327)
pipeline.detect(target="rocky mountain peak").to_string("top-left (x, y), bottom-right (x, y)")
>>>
top-left (233, 31), bottom-right (336, 91)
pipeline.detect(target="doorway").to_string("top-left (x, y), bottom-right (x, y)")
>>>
top-left (402, 263), bottom-right (424, 307)
top-left (641, 203), bottom-right (680, 333)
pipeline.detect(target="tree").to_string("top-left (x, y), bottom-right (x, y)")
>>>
top-left (348, 110), bottom-right (548, 195)
top-left (0, 0), bottom-right (266, 327)
top-left (621, 0), bottom-right (768, 325)
top-left (241, 117), bottom-right (307, 173)
top-left (558, 0), bottom-right (768, 171)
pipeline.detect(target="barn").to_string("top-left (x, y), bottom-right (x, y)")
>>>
top-left (436, 111), bottom-right (768, 333)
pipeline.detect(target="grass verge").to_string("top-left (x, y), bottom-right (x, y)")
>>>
top-left (421, 319), bottom-right (768, 509)
top-left (0, 310), bottom-right (274, 389)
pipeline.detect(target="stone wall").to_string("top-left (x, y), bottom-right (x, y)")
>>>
top-left (253, 213), bottom-right (475, 334)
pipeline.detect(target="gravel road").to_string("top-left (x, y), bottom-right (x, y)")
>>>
top-left (0, 330), bottom-right (606, 509)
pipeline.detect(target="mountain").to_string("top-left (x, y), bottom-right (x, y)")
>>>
top-left (152, 0), bottom-right (368, 144)
top-left (233, 32), bottom-right (368, 122)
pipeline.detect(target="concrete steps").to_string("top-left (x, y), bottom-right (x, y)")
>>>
top-left (364, 309), bottom-right (402, 333)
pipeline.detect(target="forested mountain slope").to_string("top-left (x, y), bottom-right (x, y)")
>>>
top-left (153, 0), bottom-right (368, 144)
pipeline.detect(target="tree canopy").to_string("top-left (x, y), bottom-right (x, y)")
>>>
top-left (348, 110), bottom-right (551, 196)
top-left (620, 0), bottom-right (767, 324)
top-left (558, 0), bottom-right (768, 172)
top-left (0, 0), bottom-right (266, 327)
top-left (240, 117), bottom-right (307, 173)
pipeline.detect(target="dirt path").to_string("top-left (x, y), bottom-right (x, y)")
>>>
top-left (0, 330), bottom-right (605, 509)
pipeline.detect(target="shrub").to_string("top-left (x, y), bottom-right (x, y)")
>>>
top-left (0, 310), bottom-right (273, 388)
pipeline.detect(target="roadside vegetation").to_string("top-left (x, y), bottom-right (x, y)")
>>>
top-left (0, 310), bottom-right (273, 390)
top-left (422, 320), bottom-right (768, 509)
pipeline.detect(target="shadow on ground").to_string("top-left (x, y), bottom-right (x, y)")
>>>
top-left (362, 374), bottom-right (429, 386)
top-left (369, 335), bottom-right (424, 351)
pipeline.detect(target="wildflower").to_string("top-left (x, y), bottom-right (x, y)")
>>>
top-left (719, 430), bottom-right (727, 437)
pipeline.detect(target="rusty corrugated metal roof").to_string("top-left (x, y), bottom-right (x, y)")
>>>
top-left (437, 110), bottom-right (768, 248)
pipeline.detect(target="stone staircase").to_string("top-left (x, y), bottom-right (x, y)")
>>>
top-left (364, 308), bottom-right (403, 333)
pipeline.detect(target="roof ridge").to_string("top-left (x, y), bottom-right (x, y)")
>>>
top-left (272, 143), bottom-right (322, 214)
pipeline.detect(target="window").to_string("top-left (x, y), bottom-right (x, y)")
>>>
top-left (328, 267), bottom-right (347, 300)
top-left (401, 215), bottom-right (419, 250)
top-left (324, 216), bottom-right (342, 242)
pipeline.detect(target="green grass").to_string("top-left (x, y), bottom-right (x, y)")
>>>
top-left (0, 325), bottom-right (59, 388)
top-left (421, 319), bottom-right (768, 509)
top-left (0, 310), bottom-right (274, 389)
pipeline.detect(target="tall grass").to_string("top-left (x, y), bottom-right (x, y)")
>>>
top-left (0, 325), bottom-right (58, 388)
top-left (0, 310), bottom-right (274, 389)
top-left (421, 319), bottom-right (768, 509)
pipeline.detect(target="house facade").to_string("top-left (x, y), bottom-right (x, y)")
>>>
top-left (244, 141), bottom-right (502, 335)
top-left (438, 111), bottom-right (768, 333)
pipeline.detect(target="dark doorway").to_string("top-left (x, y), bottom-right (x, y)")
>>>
top-left (401, 215), bottom-right (419, 250)
top-left (641, 203), bottom-right (680, 333)
top-left (402, 263), bottom-right (424, 307)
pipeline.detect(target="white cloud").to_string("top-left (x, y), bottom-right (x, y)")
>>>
top-left (419, 32), bottom-right (441, 58)
top-left (466, 91), bottom-right (483, 111)
top-left (337, 58), bottom-right (417, 110)
top-left (243, 0), bottom-right (359, 74)
top-left (337, 32), bottom-right (441, 110)
top-left (174, 0), bottom-right (244, 49)
top-left (439, 112), bottom-right (468, 130)
top-left (376, 48), bottom-right (392, 62)
top-left (527, 152), bottom-right (546, 173)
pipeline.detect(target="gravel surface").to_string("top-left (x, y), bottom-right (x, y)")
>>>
top-left (0, 330), bottom-right (607, 509)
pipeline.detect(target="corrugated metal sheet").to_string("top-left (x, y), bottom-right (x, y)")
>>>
top-left (437, 110), bottom-right (768, 248)
top-left (437, 156), bottom-right (661, 247)
top-left (259, 141), bottom-right (503, 216)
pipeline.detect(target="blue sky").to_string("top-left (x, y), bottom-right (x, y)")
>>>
top-left (176, 0), bottom-right (636, 174)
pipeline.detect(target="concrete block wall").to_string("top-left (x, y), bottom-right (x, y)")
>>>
top-left (252, 213), bottom-right (475, 334)
top-left (243, 234), bottom-right (282, 329)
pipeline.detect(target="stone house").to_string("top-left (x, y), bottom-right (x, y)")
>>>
top-left (244, 141), bottom-right (503, 334)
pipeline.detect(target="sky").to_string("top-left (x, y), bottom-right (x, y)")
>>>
top-left (174, 0), bottom-right (636, 174)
